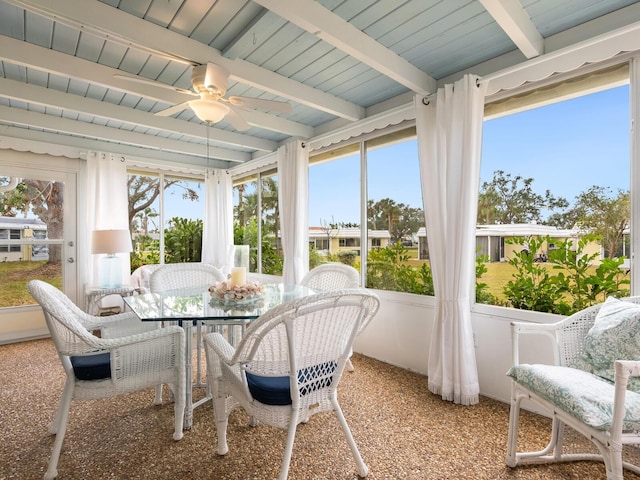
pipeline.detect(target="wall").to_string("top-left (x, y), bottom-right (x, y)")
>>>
top-left (0, 306), bottom-right (47, 344)
top-left (354, 289), bottom-right (559, 404)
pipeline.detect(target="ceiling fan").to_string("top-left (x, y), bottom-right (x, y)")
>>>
top-left (115, 63), bottom-right (291, 131)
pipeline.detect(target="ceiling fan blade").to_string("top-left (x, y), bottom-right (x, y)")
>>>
top-left (228, 96), bottom-right (291, 113)
top-left (225, 106), bottom-right (251, 131)
top-left (155, 102), bottom-right (191, 117)
top-left (113, 74), bottom-right (197, 96)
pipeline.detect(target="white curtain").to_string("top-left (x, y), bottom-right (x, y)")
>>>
top-left (415, 74), bottom-right (486, 405)
top-left (277, 140), bottom-right (309, 284)
top-left (202, 169), bottom-right (234, 272)
top-left (85, 152), bottom-right (130, 287)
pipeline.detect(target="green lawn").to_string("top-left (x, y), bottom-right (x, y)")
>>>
top-left (0, 261), bottom-right (62, 308)
top-left (0, 256), bottom-right (598, 310)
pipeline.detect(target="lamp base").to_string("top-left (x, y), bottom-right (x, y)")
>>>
top-left (99, 254), bottom-right (123, 288)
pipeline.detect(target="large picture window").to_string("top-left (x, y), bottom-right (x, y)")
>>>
top-left (478, 69), bottom-right (631, 314)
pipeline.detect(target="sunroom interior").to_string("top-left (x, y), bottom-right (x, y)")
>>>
top-left (1, 0), bottom-right (640, 418)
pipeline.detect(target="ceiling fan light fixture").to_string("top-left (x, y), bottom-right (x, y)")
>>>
top-left (188, 99), bottom-right (230, 123)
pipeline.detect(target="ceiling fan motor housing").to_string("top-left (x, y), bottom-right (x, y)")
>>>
top-left (192, 63), bottom-right (229, 96)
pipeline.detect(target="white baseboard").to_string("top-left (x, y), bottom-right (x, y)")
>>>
top-left (0, 328), bottom-right (50, 345)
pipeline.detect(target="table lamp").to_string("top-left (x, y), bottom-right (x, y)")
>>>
top-left (91, 229), bottom-right (133, 288)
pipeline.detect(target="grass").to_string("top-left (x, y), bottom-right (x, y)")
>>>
top-left (0, 261), bottom-right (62, 308)
top-left (482, 262), bottom-right (517, 303)
top-left (0, 256), bottom-right (606, 310)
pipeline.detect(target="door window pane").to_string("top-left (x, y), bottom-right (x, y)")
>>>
top-left (0, 175), bottom-right (63, 308)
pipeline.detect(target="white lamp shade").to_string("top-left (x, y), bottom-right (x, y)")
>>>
top-left (91, 229), bottom-right (133, 255)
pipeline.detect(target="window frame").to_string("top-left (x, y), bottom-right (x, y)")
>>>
top-left (232, 56), bottom-right (639, 321)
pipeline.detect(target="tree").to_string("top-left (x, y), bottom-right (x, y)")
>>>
top-left (164, 217), bottom-right (203, 263)
top-left (477, 188), bottom-right (500, 224)
top-left (318, 217), bottom-right (337, 252)
top-left (127, 175), bottom-right (198, 233)
top-left (0, 178), bottom-right (65, 264)
top-left (260, 177), bottom-right (280, 254)
top-left (0, 178), bottom-right (27, 217)
top-left (367, 198), bottom-right (423, 243)
top-left (236, 177), bottom-right (281, 260)
top-left (478, 170), bottom-right (568, 224)
top-left (570, 186), bottom-right (629, 258)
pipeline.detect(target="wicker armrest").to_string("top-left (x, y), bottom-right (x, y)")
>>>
top-left (87, 312), bottom-right (160, 339)
top-left (205, 332), bottom-right (236, 365)
top-left (81, 311), bottom-right (139, 330)
top-left (95, 324), bottom-right (184, 349)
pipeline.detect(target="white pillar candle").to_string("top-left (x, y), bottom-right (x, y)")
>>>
top-left (230, 267), bottom-right (246, 288)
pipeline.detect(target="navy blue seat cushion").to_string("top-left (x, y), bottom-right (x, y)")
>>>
top-left (245, 362), bottom-right (336, 406)
top-left (70, 352), bottom-right (111, 380)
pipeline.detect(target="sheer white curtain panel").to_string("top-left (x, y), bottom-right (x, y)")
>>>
top-left (415, 74), bottom-right (486, 405)
top-left (202, 169), bottom-right (234, 273)
top-left (85, 152), bottom-right (130, 287)
top-left (277, 140), bottom-right (309, 284)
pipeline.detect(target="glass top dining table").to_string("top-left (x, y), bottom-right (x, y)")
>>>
top-left (123, 282), bottom-right (316, 323)
top-left (123, 282), bottom-right (317, 429)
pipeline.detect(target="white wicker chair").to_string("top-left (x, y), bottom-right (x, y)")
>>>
top-left (204, 289), bottom-right (380, 480)
top-left (300, 263), bottom-right (361, 371)
top-left (148, 262), bottom-right (225, 293)
top-left (506, 296), bottom-right (640, 480)
top-left (130, 263), bottom-right (163, 293)
top-left (300, 262), bottom-right (360, 291)
top-left (27, 280), bottom-right (185, 480)
top-left (149, 263), bottom-right (226, 412)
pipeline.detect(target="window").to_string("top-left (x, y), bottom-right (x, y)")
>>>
top-left (339, 238), bottom-right (360, 247)
top-left (479, 68), bottom-right (631, 314)
top-left (309, 149), bottom-right (360, 268)
top-left (308, 126), bottom-right (429, 294)
top-left (310, 238), bottom-right (329, 250)
top-left (366, 130), bottom-right (427, 293)
top-left (0, 229), bottom-right (20, 252)
top-left (128, 171), bottom-right (203, 270)
top-left (233, 170), bottom-right (283, 274)
top-left (261, 172), bottom-right (282, 275)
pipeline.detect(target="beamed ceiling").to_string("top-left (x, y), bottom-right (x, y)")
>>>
top-left (0, 0), bottom-right (639, 171)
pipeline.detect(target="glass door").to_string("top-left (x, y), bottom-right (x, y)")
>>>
top-left (0, 161), bottom-right (77, 311)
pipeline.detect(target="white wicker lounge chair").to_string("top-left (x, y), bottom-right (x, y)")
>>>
top-left (204, 289), bottom-right (380, 480)
top-left (300, 263), bottom-right (361, 371)
top-left (506, 295), bottom-right (640, 480)
top-left (27, 280), bottom-right (185, 480)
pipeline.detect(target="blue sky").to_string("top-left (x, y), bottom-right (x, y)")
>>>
top-left (309, 84), bottom-right (630, 226)
top-left (164, 84), bottom-right (630, 227)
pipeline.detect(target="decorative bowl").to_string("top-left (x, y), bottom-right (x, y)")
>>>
top-left (208, 280), bottom-right (264, 302)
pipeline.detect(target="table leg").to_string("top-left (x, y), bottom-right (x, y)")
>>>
top-left (183, 322), bottom-right (193, 430)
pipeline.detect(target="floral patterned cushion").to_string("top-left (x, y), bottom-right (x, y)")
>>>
top-left (582, 297), bottom-right (640, 392)
top-left (507, 364), bottom-right (640, 430)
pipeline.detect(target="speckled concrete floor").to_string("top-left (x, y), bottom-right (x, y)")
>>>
top-left (1, 338), bottom-right (638, 480)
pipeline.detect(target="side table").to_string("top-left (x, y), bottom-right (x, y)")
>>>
top-left (84, 285), bottom-right (137, 316)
